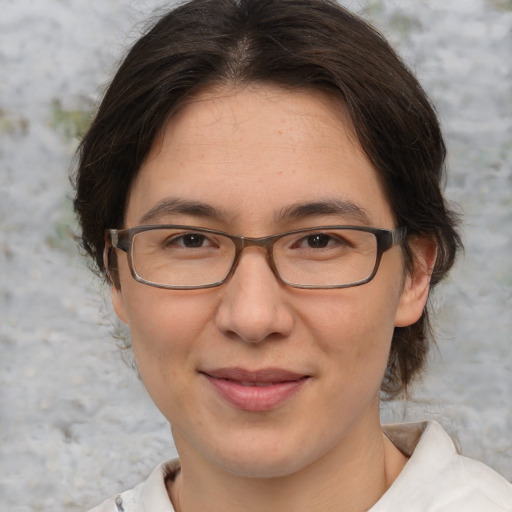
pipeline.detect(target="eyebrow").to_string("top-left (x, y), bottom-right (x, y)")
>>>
top-left (139, 197), bottom-right (228, 225)
top-left (138, 196), bottom-right (372, 227)
top-left (276, 199), bottom-right (372, 225)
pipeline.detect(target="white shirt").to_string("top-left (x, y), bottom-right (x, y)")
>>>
top-left (87, 421), bottom-right (512, 511)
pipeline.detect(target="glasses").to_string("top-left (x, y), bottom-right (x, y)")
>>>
top-left (106, 225), bottom-right (407, 290)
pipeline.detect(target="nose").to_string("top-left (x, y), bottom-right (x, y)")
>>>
top-left (215, 248), bottom-right (294, 344)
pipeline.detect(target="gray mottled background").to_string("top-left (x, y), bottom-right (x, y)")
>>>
top-left (1, 1), bottom-right (511, 510)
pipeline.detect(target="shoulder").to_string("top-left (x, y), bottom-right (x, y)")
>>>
top-left (85, 459), bottom-right (179, 512)
top-left (373, 421), bottom-right (512, 511)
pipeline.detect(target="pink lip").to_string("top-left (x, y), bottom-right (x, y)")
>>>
top-left (201, 368), bottom-right (310, 412)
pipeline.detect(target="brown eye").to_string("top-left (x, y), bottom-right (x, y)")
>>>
top-left (305, 234), bottom-right (331, 248)
top-left (161, 232), bottom-right (216, 249)
top-left (177, 233), bottom-right (208, 248)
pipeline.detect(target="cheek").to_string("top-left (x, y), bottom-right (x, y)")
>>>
top-left (303, 287), bottom-right (398, 344)
top-left (120, 289), bottom-right (220, 425)
top-left (128, 290), bottom-right (207, 346)
top-left (119, 283), bottom-right (212, 381)
top-left (301, 284), bottom-right (400, 382)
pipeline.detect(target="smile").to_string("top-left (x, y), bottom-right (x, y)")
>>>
top-left (238, 381), bottom-right (278, 387)
top-left (201, 368), bottom-right (310, 412)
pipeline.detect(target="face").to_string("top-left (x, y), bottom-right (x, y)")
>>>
top-left (112, 85), bottom-right (429, 479)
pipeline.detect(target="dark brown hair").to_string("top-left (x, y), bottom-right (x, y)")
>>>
top-left (74, 0), bottom-right (462, 398)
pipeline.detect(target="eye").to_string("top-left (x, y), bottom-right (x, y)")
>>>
top-left (303, 233), bottom-right (333, 249)
top-left (294, 232), bottom-right (348, 249)
top-left (171, 233), bottom-right (210, 248)
top-left (159, 231), bottom-right (220, 251)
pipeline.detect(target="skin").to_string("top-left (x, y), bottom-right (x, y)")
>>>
top-left (111, 85), bottom-right (435, 512)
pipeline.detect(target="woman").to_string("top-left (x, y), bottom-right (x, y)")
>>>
top-left (75, 0), bottom-right (512, 510)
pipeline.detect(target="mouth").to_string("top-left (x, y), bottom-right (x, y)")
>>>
top-left (200, 368), bottom-right (310, 412)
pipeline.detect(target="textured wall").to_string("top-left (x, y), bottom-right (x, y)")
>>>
top-left (1, 1), bottom-right (511, 510)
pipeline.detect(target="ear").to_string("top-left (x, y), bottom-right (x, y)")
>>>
top-left (111, 284), bottom-right (128, 325)
top-left (104, 237), bottom-right (128, 324)
top-left (395, 237), bottom-right (437, 327)
top-left (104, 244), bottom-right (129, 325)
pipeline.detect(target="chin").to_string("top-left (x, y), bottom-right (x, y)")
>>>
top-left (218, 457), bottom-right (305, 479)
top-left (208, 439), bottom-right (322, 480)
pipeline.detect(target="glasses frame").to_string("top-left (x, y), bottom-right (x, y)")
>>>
top-left (106, 224), bottom-right (407, 290)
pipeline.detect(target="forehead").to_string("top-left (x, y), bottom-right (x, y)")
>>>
top-left (126, 85), bottom-right (394, 230)
top-left (156, 85), bottom-right (358, 164)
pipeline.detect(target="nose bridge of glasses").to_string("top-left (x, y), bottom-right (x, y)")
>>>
top-left (228, 234), bottom-right (279, 277)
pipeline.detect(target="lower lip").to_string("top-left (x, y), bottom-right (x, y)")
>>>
top-left (203, 375), bottom-right (308, 412)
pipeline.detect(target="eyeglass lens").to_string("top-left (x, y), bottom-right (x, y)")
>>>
top-left (129, 227), bottom-right (379, 288)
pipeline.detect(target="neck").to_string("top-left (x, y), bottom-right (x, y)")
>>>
top-left (168, 416), bottom-right (407, 512)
